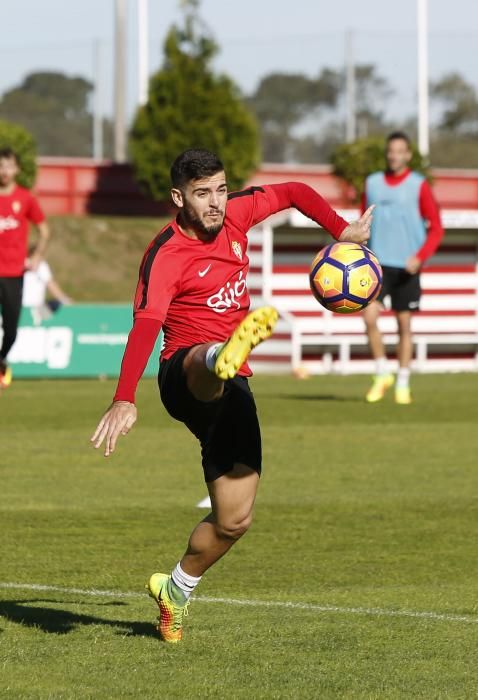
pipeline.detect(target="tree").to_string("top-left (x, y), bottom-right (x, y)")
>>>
top-left (0, 120), bottom-right (37, 188)
top-left (0, 72), bottom-right (113, 157)
top-left (431, 72), bottom-right (478, 135)
top-left (292, 121), bottom-right (345, 164)
top-left (331, 137), bottom-right (428, 202)
top-left (248, 69), bottom-right (341, 162)
top-left (129, 1), bottom-right (259, 200)
top-left (428, 72), bottom-right (478, 167)
top-left (248, 63), bottom-right (393, 163)
top-left (353, 64), bottom-right (394, 138)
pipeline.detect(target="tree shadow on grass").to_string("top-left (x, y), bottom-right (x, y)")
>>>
top-left (0, 599), bottom-right (158, 638)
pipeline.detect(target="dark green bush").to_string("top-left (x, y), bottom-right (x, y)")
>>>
top-left (0, 119), bottom-right (37, 188)
top-left (331, 136), bottom-right (429, 202)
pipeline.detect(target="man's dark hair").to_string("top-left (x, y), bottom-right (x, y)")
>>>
top-left (386, 131), bottom-right (411, 147)
top-left (170, 149), bottom-right (224, 189)
top-left (0, 147), bottom-right (18, 162)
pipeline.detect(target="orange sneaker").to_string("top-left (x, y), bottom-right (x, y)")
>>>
top-left (146, 573), bottom-right (189, 643)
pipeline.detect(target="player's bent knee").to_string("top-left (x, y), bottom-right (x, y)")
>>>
top-left (189, 382), bottom-right (223, 403)
top-left (183, 345), bottom-right (224, 402)
top-left (215, 513), bottom-right (253, 541)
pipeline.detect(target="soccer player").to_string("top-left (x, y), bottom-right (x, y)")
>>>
top-left (0, 148), bottom-right (49, 388)
top-left (91, 149), bottom-right (373, 643)
top-left (362, 132), bottom-right (444, 404)
top-left (22, 249), bottom-right (72, 326)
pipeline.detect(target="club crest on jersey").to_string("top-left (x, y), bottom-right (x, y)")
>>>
top-left (12, 201), bottom-right (21, 214)
top-left (231, 241), bottom-right (242, 261)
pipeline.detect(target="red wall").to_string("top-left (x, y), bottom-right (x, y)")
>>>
top-left (34, 158), bottom-right (170, 217)
top-left (34, 158), bottom-right (478, 216)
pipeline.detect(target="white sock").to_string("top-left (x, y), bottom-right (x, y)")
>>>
top-left (396, 367), bottom-right (411, 389)
top-left (375, 356), bottom-right (388, 376)
top-left (171, 562), bottom-right (202, 600)
top-left (205, 342), bottom-right (223, 372)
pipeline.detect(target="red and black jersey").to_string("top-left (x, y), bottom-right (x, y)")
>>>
top-left (134, 187), bottom-right (276, 368)
top-left (0, 185), bottom-right (45, 277)
top-left (114, 182), bottom-right (348, 403)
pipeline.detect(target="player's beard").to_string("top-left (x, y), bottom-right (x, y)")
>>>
top-left (0, 175), bottom-right (14, 187)
top-left (181, 200), bottom-right (224, 240)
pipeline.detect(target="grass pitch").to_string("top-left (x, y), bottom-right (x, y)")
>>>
top-left (1, 374), bottom-right (478, 698)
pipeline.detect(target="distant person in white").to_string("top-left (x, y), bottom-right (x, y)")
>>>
top-left (22, 258), bottom-right (72, 325)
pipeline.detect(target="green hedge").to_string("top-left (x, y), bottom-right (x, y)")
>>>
top-left (0, 119), bottom-right (37, 189)
top-left (331, 136), bottom-right (429, 202)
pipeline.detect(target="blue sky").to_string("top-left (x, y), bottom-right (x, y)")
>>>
top-left (0, 0), bottom-right (476, 123)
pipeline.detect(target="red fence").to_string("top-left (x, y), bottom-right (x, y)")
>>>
top-left (34, 158), bottom-right (478, 217)
top-left (34, 158), bottom-right (170, 217)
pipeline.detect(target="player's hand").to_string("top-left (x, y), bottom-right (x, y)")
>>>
top-left (339, 205), bottom-right (375, 245)
top-left (405, 255), bottom-right (421, 275)
top-left (25, 253), bottom-right (42, 271)
top-left (90, 401), bottom-right (137, 457)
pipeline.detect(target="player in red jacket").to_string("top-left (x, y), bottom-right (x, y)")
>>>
top-left (0, 148), bottom-right (50, 388)
top-left (91, 149), bottom-right (373, 643)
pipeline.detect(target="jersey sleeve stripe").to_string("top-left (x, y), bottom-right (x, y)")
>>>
top-left (138, 226), bottom-right (175, 310)
top-left (227, 186), bottom-right (265, 200)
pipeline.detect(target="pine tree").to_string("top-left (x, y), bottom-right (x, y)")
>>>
top-left (129, 1), bottom-right (259, 200)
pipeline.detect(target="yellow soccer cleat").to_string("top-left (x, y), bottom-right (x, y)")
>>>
top-left (146, 573), bottom-right (189, 644)
top-left (395, 386), bottom-right (412, 405)
top-left (0, 364), bottom-right (12, 389)
top-left (365, 373), bottom-right (394, 403)
top-left (215, 306), bottom-right (279, 380)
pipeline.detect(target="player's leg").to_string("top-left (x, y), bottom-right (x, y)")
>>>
top-left (363, 299), bottom-right (385, 359)
top-left (182, 342), bottom-right (224, 402)
top-left (397, 310), bottom-right (413, 366)
top-left (153, 360), bottom-right (262, 642)
top-left (180, 462), bottom-right (259, 576)
top-left (183, 306), bottom-right (278, 402)
top-left (0, 277), bottom-right (23, 388)
top-left (363, 299), bottom-right (394, 402)
top-left (395, 310), bottom-right (413, 404)
top-left (393, 270), bottom-right (420, 404)
top-left (147, 463), bottom-right (259, 643)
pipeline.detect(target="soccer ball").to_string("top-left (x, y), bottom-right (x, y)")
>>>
top-left (309, 242), bottom-right (382, 314)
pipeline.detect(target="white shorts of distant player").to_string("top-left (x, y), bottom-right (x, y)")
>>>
top-left (22, 260), bottom-right (53, 326)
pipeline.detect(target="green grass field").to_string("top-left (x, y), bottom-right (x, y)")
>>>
top-left (1, 374), bottom-right (478, 699)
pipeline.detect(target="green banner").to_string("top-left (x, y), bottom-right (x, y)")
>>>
top-left (8, 305), bottom-right (162, 378)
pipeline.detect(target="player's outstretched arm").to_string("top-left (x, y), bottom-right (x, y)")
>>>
top-left (339, 205), bottom-right (375, 244)
top-left (90, 318), bottom-right (161, 457)
top-left (91, 401), bottom-right (137, 457)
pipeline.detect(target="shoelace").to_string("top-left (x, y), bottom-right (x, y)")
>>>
top-left (171, 601), bottom-right (190, 631)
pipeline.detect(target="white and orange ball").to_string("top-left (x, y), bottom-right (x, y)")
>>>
top-left (309, 242), bottom-right (382, 314)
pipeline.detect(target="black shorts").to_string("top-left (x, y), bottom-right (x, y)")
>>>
top-left (158, 347), bottom-right (262, 483)
top-left (377, 266), bottom-right (421, 312)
